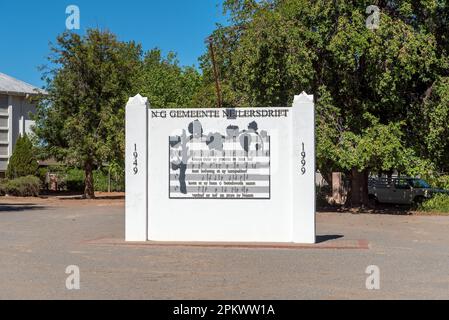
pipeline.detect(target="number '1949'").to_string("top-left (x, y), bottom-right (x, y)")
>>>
top-left (133, 144), bottom-right (138, 175)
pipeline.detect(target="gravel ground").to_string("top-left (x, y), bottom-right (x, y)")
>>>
top-left (0, 195), bottom-right (448, 300)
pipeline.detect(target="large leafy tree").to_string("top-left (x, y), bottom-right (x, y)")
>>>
top-left (136, 49), bottom-right (202, 108)
top-left (33, 29), bottom-right (142, 198)
top-left (198, 0), bottom-right (449, 205)
top-left (422, 77), bottom-right (449, 172)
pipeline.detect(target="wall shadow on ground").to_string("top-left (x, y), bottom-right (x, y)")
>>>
top-left (316, 235), bottom-right (344, 244)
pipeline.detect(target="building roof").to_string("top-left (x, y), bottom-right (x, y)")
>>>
top-left (37, 158), bottom-right (61, 167)
top-left (0, 72), bottom-right (45, 96)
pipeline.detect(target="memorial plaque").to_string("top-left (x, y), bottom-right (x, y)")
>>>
top-left (168, 120), bottom-right (271, 199)
top-left (126, 93), bottom-right (316, 244)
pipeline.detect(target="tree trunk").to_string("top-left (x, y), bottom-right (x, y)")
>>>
top-left (84, 160), bottom-right (95, 199)
top-left (332, 172), bottom-right (345, 205)
top-left (350, 168), bottom-right (369, 208)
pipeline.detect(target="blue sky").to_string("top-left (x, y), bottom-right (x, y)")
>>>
top-left (0, 0), bottom-right (227, 88)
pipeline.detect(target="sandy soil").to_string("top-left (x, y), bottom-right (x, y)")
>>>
top-left (0, 192), bottom-right (125, 207)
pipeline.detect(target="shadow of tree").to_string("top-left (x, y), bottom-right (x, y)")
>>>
top-left (0, 204), bottom-right (48, 212)
top-left (318, 204), bottom-right (414, 216)
top-left (56, 195), bottom-right (125, 201)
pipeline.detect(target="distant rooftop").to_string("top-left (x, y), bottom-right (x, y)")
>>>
top-left (0, 72), bottom-right (45, 96)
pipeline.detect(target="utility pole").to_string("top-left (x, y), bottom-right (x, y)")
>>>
top-left (206, 36), bottom-right (223, 108)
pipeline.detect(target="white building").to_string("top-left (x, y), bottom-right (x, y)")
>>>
top-left (0, 72), bottom-right (43, 176)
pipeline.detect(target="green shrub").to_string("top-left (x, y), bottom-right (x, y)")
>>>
top-left (6, 134), bottom-right (39, 179)
top-left (0, 179), bottom-right (7, 196)
top-left (65, 168), bottom-right (85, 192)
top-left (37, 167), bottom-right (49, 185)
top-left (431, 176), bottom-right (449, 190)
top-left (94, 168), bottom-right (125, 192)
top-left (419, 194), bottom-right (449, 213)
top-left (63, 167), bottom-right (125, 192)
top-left (94, 169), bottom-right (109, 192)
top-left (0, 176), bottom-right (41, 197)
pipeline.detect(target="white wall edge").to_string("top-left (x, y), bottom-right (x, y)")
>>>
top-left (291, 93), bottom-right (316, 244)
top-left (125, 94), bottom-right (149, 241)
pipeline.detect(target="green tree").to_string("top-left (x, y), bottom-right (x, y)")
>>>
top-left (6, 134), bottom-right (39, 179)
top-left (136, 49), bottom-right (202, 108)
top-left (422, 77), bottom-right (449, 172)
top-left (33, 29), bottom-right (142, 198)
top-left (200, 0), bottom-right (449, 205)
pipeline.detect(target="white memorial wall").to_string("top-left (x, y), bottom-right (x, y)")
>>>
top-left (126, 93), bottom-right (316, 244)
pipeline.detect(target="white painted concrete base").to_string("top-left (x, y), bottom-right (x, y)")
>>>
top-left (126, 93), bottom-right (316, 244)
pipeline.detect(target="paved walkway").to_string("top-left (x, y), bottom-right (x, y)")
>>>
top-left (0, 197), bottom-right (448, 299)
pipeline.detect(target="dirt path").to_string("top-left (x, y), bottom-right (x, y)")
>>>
top-left (0, 192), bottom-right (125, 207)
